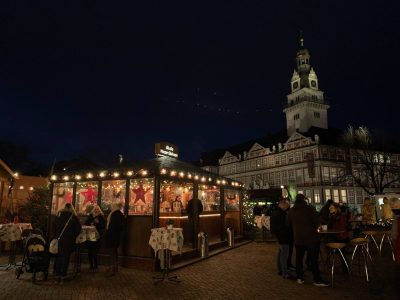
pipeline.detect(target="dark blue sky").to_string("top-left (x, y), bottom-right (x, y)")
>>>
top-left (0, 1), bottom-right (399, 164)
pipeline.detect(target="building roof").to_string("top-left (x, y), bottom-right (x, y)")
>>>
top-left (0, 159), bottom-right (17, 178)
top-left (200, 127), bottom-right (345, 166)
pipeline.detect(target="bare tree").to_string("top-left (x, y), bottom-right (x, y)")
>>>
top-left (342, 126), bottom-right (400, 195)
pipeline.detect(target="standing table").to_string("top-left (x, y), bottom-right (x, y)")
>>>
top-left (148, 227), bottom-right (184, 284)
top-left (0, 223), bottom-right (32, 270)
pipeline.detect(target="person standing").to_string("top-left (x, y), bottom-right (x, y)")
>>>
top-left (270, 198), bottom-right (293, 279)
top-left (53, 203), bottom-right (81, 284)
top-left (105, 202), bottom-right (125, 276)
top-left (287, 194), bottom-right (328, 286)
top-left (85, 205), bottom-right (106, 271)
top-left (186, 197), bottom-right (203, 247)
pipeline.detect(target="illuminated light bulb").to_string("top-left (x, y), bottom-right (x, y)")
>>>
top-left (141, 170), bottom-right (148, 176)
top-left (231, 182), bottom-right (235, 186)
top-left (216, 180), bottom-right (221, 185)
top-left (113, 172), bottom-right (120, 178)
top-left (19, 186), bottom-right (24, 190)
top-left (99, 172), bottom-right (106, 178)
top-left (14, 172), bottom-right (19, 177)
top-left (179, 172), bottom-right (185, 177)
top-left (160, 169), bottom-right (167, 174)
top-left (194, 175), bottom-right (199, 180)
top-left (201, 177), bottom-right (206, 182)
top-left (187, 173), bottom-right (192, 179)
top-left (171, 171), bottom-right (177, 176)
top-left (222, 180), bottom-right (226, 185)
top-left (184, 187), bottom-right (188, 192)
top-left (29, 187), bottom-right (34, 191)
top-left (75, 175), bottom-right (82, 180)
top-left (63, 176), bottom-right (69, 181)
top-left (208, 177), bottom-right (212, 182)
top-left (50, 175), bottom-right (57, 181)
top-left (87, 173), bottom-right (93, 179)
top-left (127, 171), bottom-right (133, 176)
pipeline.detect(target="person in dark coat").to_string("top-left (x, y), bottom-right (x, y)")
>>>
top-left (105, 202), bottom-right (125, 276)
top-left (270, 198), bottom-right (293, 279)
top-left (53, 203), bottom-right (81, 283)
top-left (287, 194), bottom-right (328, 286)
top-left (319, 199), bottom-right (334, 225)
top-left (85, 205), bottom-right (106, 271)
top-left (186, 198), bottom-right (203, 247)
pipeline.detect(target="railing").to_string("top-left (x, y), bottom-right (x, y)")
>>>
top-left (283, 97), bottom-right (329, 109)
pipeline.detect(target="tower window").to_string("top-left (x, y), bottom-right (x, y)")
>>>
top-left (314, 112), bottom-right (320, 118)
top-left (294, 113), bottom-right (300, 120)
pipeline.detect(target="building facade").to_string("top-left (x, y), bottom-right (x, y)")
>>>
top-left (201, 39), bottom-right (400, 210)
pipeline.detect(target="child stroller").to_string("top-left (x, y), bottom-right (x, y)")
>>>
top-left (15, 229), bottom-right (50, 283)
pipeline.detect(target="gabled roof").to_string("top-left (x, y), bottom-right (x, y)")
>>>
top-left (200, 127), bottom-right (346, 166)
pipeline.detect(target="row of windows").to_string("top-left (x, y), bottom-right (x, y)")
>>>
top-left (220, 149), bottom-right (318, 175)
top-left (297, 189), bottom-right (366, 205)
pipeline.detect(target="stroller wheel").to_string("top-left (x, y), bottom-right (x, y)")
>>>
top-left (15, 267), bottom-right (23, 279)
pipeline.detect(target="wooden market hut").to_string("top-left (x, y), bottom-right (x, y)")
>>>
top-left (48, 156), bottom-right (243, 269)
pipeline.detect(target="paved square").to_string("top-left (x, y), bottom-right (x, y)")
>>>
top-left (0, 242), bottom-right (398, 299)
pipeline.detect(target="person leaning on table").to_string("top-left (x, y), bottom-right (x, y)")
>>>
top-left (105, 202), bottom-right (125, 276)
top-left (52, 203), bottom-right (81, 284)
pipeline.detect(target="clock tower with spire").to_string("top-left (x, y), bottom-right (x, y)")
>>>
top-left (283, 36), bottom-right (329, 136)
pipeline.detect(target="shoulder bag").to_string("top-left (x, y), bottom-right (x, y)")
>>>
top-left (49, 214), bottom-right (73, 254)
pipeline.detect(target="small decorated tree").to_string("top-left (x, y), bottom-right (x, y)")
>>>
top-left (18, 187), bottom-right (50, 236)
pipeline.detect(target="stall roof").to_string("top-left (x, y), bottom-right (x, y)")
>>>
top-left (51, 156), bottom-right (242, 187)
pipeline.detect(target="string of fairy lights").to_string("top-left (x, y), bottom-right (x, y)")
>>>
top-left (50, 168), bottom-right (242, 188)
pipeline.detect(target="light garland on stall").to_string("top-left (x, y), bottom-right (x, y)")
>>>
top-left (51, 167), bottom-right (243, 188)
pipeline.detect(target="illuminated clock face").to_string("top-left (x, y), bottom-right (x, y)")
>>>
top-left (311, 80), bottom-right (317, 87)
top-left (292, 82), bottom-right (299, 89)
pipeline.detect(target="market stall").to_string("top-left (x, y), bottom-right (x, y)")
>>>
top-left (48, 154), bottom-right (243, 269)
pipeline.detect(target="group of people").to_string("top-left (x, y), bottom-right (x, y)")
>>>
top-left (271, 194), bottom-right (400, 287)
top-left (271, 194), bottom-right (331, 287)
top-left (52, 202), bottom-right (124, 284)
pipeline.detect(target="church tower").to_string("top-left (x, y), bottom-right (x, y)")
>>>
top-left (283, 36), bottom-right (329, 136)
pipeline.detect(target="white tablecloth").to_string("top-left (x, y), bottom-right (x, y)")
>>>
top-left (76, 225), bottom-right (100, 244)
top-left (148, 227), bottom-right (184, 254)
top-left (0, 223), bottom-right (32, 242)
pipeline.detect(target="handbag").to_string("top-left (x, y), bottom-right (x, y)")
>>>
top-left (49, 214), bottom-right (73, 254)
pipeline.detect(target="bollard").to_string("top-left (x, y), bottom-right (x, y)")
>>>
top-left (226, 227), bottom-right (234, 247)
top-left (197, 232), bottom-right (209, 258)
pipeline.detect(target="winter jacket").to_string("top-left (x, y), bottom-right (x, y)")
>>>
top-left (105, 210), bottom-right (125, 248)
top-left (287, 200), bottom-right (320, 246)
top-left (53, 210), bottom-right (81, 254)
top-left (328, 212), bottom-right (350, 241)
top-left (270, 207), bottom-right (293, 244)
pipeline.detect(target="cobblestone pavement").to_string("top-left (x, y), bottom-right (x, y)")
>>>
top-left (0, 242), bottom-right (398, 300)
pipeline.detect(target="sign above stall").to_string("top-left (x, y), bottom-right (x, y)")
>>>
top-left (155, 142), bottom-right (179, 158)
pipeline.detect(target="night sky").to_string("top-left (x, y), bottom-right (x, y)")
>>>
top-left (1, 1), bottom-right (399, 165)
